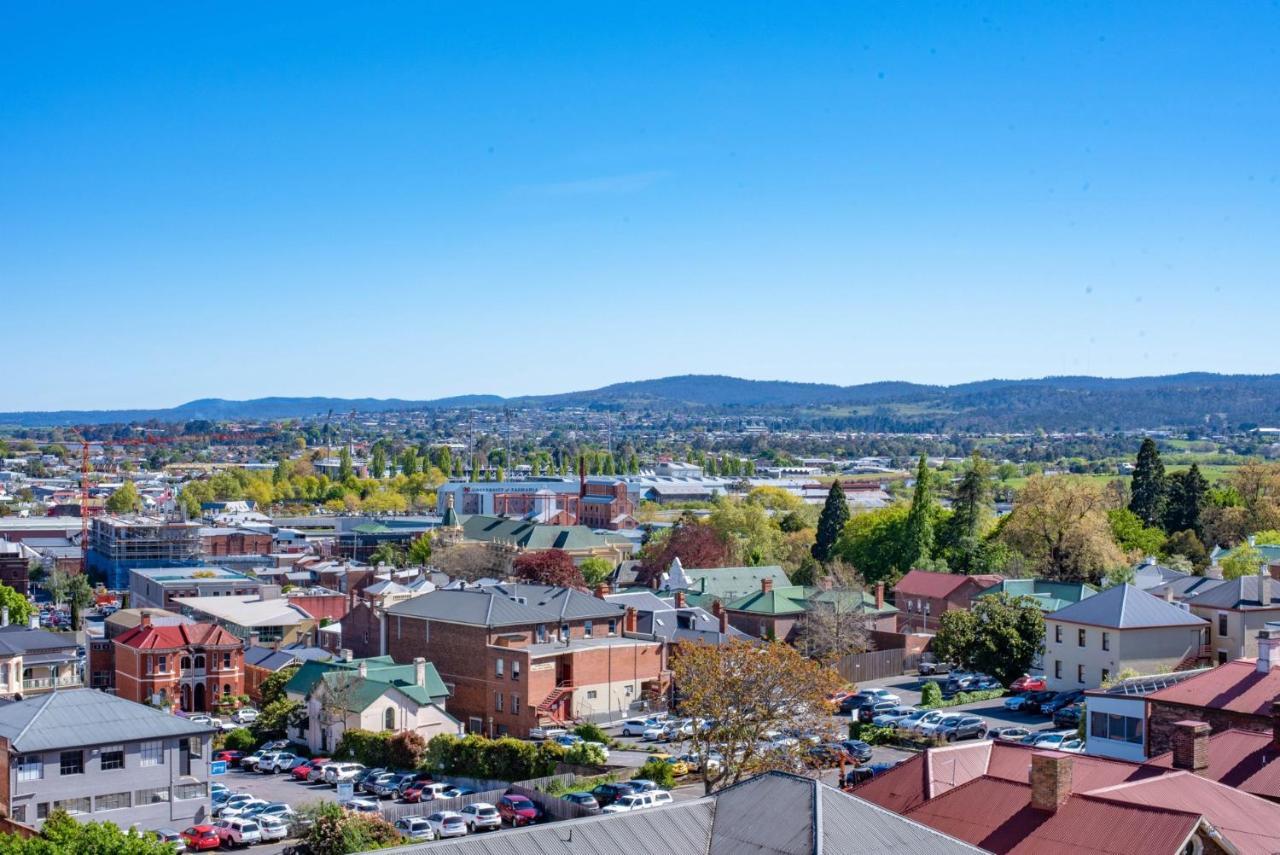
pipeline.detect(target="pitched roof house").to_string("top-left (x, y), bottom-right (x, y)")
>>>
top-left (1184, 570), bottom-right (1280, 661)
top-left (892, 570), bottom-right (1002, 632)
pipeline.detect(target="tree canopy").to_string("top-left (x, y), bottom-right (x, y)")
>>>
top-left (932, 593), bottom-right (1045, 686)
top-left (812, 481), bottom-right (849, 562)
top-left (512, 549), bottom-right (587, 589)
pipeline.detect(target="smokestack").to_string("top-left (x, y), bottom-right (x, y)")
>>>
top-left (1171, 720), bottom-right (1210, 774)
top-left (1030, 753), bottom-right (1072, 813)
top-left (761, 578), bottom-right (773, 594)
top-left (674, 591), bottom-right (686, 609)
top-left (875, 583), bottom-right (885, 610)
top-left (414, 656), bottom-right (426, 687)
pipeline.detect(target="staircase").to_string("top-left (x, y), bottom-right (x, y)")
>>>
top-left (536, 682), bottom-right (574, 724)
top-left (1174, 644), bottom-right (1213, 672)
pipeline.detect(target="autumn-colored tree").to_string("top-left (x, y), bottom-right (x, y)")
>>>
top-left (512, 549), bottom-right (587, 589)
top-left (637, 518), bottom-right (732, 586)
top-left (433, 542), bottom-right (513, 582)
top-left (673, 640), bottom-right (842, 794)
top-left (999, 475), bottom-right (1125, 583)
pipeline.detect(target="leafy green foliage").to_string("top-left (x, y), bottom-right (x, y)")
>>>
top-left (258, 664), bottom-right (299, 708)
top-left (635, 758), bottom-right (676, 789)
top-left (335, 729), bottom-right (393, 767)
top-left (573, 722), bottom-right (609, 744)
top-left (0, 809), bottom-right (178, 853)
top-left (1128, 438), bottom-right (1167, 527)
top-left (919, 680), bottom-right (943, 708)
top-left (300, 801), bottom-right (401, 855)
top-left (0, 583), bottom-right (33, 626)
top-left (578, 556), bottom-right (614, 587)
top-left (224, 727), bottom-right (257, 752)
top-left (252, 698), bottom-right (301, 739)
top-left (901, 456), bottom-right (936, 569)
top-left (1108, 508), bottom-right (1167, 555)
top-left (834, 504), bottom-right (910, 584)
top-left (812, 481), bottom-right (849, 562)
top-left (104, 480), bottom-right (142, 513)
top-left (564, 742), bottom-right (607, 766)
top-left (931, 593), bottom-right (1045, 687)
top-left (921, 688), bottom-right (1005, 709)
top-left (407, 534), bottom-right (433, 566)
top-left (1221, 542), bottom-right (1264, 580)
top-left (1163, 464), bottom-right (1208, 538)
top-left (424, 734), bottom-right (565, 780)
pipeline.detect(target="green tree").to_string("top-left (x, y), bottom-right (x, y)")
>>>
top-left (0, 583), bottom-right (34, 626)
top-left (635, 757), bottom-right (676, 789)
top-left (8, 809), bottom-right (180, 853)
top-left (1163, 464), bottom-right (1208, 538)
top-left (436, 446), bottom-right (453, 475)
top-left (919, 681), bottom-right (943, 707)
top-left (834, 504), bottom-right (910, 584)
top-left (400, 449), bottom-right (419, 477)
top-left (812, 481), bottom-right (849, 562)
top-left (370, 444), bottom-right (387, 480)
top-left (369, 542), bottom-right (405, 567)
top-left (578, 556), bottom-right (613, 587)
top-left (1128, 438), bottom-right (1167, 528)
top-left (943, 452), bottom-right (994, 573)
top-left (932, 593), bottom-right (1045, 686)
top-left (104, 480), bottom-right (142, 513)
top-left (1221, 542), bottom-right (1263, 580)
top-left (901, 456), bottom-right (936, 569)
top-left (258, 663), bottom-right (299, 708)
top-left (338, 447), bottom-right (354, 482)
top-left (224, 727), bottom-right (257, 752)
top-left (407, 534), bottom-right (433, 566)
top-left (1108, 508), bottom-right (1167, 555)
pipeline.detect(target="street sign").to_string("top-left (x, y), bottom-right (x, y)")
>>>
top-left (336, 782), bottom-right (354, 802)
top-left (210, 761), bottom-right (227, 776)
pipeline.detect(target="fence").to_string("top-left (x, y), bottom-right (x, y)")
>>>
top-left (379, 787), bottom-right (508, 822)
top-left (835, 648), bottom-right (922, 683)
top-left (506, 783), bottom-right (597, 823)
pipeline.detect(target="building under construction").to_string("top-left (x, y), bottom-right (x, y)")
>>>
top-left (86, 514), bottom-right (204, 590)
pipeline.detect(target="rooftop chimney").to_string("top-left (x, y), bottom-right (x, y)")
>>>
top-left (1260, 564), bottom-right (1272, 606)
top-left (340, 648), bottom-right (353, 662)
top-left (1171, 720), bottom-right (1210, 773)
top-left (594, 583), bottom-right (610, 601)
top-left (1, 607), bottom-right (8, 628)
top-left (1257, 624), bottom-right (1280, 673)
top-left (624, 606), bottom-right (638, 634)
top-left (1165, 586), bottom-right (1175, 604)
top-left (761, 577), bottom-right (773, 594)
top-left (674, 591), bottom-right (687, 609)
top-left (1030, 752), bottom-right (1073, 813)
top-left (719, 607), bottom-right (729, 636)
top-left (28, 613), bottom-right (38, 630)
top-left (139, 610), bottom-right (152, 627)
top-left (357, 661), bottom-right (368, 678)
top-left (414, 656), bottom-right (427, 688)
top-left (875, 582), bottom-right (885, 610)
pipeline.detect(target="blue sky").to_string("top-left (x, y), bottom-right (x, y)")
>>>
top-left (2, 3), bottom-right (1277, 410)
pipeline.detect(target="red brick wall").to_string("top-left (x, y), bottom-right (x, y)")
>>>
top-left (287, 593), bottom-right (348, 622)
top-left (113, 642), bottom-right (244, 711)
top-left (337, 603), bottom-right (383, 659)
top-left (202, 532), bottom-right (272, 557)
top-left (1147, 699), bottom-right (1270, 755)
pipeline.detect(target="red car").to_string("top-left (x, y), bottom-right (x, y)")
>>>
top-left (213, 749), bottom-right (244, 765)
top-left (399, 777), bottom-right (438, 803)
top-left (498, 794), bottom-right (541, 826)
top-left (181, 825), bottom-right (221, 851)
top-left (1010, 675), bottom-right (1047, 692)
top-left (292, 758), bottom-right (331, 781)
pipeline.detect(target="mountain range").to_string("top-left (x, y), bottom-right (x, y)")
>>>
top-left (3, 373), bottom-right (1279, 432)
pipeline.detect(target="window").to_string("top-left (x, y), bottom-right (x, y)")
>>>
top-left (11, 806), bottom-right (24, 824)
top-left (512, 694), bottom-right (520, 714)
top-left (1077, 629), bottom-right (1086, 647)
top-left (1091, 712), bottom-right (1143, 744)
top-left (496, 693), bottom-right (504, 712)
top-left (157, 655), bottom-right (167, 673)
top-left (1218, 613), bottom-right (1228, 637)
top-left (1054, 624), bottom-right (1062, 643)
top-left (187, 737), bottom-right (202, 758)
top-left (223, 684), bottom-right (231, 698)
top-left (1054, 660), bottom-right (1062, 679)
top-left (135, 788), bottom-right (170, 805)
top-left (586, 690), bottom-right (598, 699)
top-left (194, 655), bottom-right (205, 669)
top-left (385, 707), bottom-right (396, 730)
top-left (223, 653), bottom-right (231, 669)
top-left (16, 755), bottom-right (42, 782)
top-left (95, 792), bottom-right (130, 812)
top-left (139, 741), bottom-right (164, 767)
top-left (36, 803), bottom-right (48, 821)
top-left (512, 660), bottom-right (520, 681)
top-left (560, 624), bottom-right (570, 641)
top-left (1218, 650), bottom-right (1229, 665)
top-left (608, 619), bottom-right (617, 636)
top-left (584, 621), bottom-right (593, 638)
top-left (496, 659), bottom-right (504, 678)
top-left (536, 624), bottom-right (547, 643)
top-left (1076, 664), bottom-right (1085, 684)
top-left (100, 745), bottom-right (124, 771)
top-left (624, 684), bottom-right (633, 696)
top-left (1102, 632), bottom-right (1110, 651)
top-left (173, 783), bottom-right (206, 801)
top-left (180, 656), bottom-right (191, 670)
top-left (1101, 668), bottom-right (1111, 684)
top-left (60, 750), bottom-right (84, 776)
top-left (52, 797), bottom-right (90, 815)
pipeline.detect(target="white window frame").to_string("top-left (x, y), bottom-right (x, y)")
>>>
top-left (139, 740), bottom-right (165, 767)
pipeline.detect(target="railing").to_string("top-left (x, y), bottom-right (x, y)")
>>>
top-left (22, 674), bottom-right (83, 691)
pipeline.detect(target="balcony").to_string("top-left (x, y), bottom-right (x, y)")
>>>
top-left (22, 673), bottom-right (83, 691)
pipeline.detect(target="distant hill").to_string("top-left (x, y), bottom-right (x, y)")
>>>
top-left (3, 373), bottom-right (1279, 431)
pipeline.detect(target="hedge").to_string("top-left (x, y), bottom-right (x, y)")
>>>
top-left (847, 722), bottom-right (897, 745)
top-left (424, 733), bottom-right (565, 781)
top-left (920, 688), bottom-right (1005, 709)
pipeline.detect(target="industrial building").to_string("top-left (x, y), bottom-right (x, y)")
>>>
top-left (86, 514), bottom-right (203, 590)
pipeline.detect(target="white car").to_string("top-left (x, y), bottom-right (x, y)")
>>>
top-left (905, 710), bottom-right (946, 737)
top-left (601, 790), bottom-right (673, 814)
top-left (1058, 738), bottom-right (1086, 753)
top-left (760, 730), bottom-right (799, 751)
top-left (394, 817), bottom-right (436, 841)
top-left (426, 811), bottom-right (468, 839)
top-left (326, 763), bottom-right (366, 785)
top-left (413, 782), bottom-right (453, 802)
top-left (584, 741), bottom-right (611, 762)
top-left (214, 795), bottom-right (263, 817)
top-left (240, 750), bottom-right (266, 771)
top-left (342, 797), bottom-right (381, 813)
top-left (642, 725), bottom-right (667, 742)
top-left (233, 708), bottom-right (259, 724)
top-left (257, 815), bottom-right (290, 842)
top-left (1031, 730), bottom-right (1079, 750)
top-left (459, 802), bottom-right (501, 832)
top-left (864, 688), bottom-right (902, 705)
top-left (214, 817), bottom-right (261, 847)
top-left (529, 726), bottom-right (567, 740)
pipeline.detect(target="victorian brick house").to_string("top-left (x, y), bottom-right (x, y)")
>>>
top-left (381, 584), bottom-right (666, 737)
top-left (113, 613), bottom-right (245, 712)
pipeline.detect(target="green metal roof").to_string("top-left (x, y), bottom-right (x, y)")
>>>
top-left (285, 655), bottom-right (449, 712)
top-left (974, 579), bottom-right (1097, 612)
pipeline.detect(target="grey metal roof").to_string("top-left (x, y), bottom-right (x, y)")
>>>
top-left (1183, 575), bottom-right (1280, 610)
top-left (387, 584), bottom-right (626, 627)
top-left (1147, 576), bottom-right (1226, 601)
top-left (0, 689), bottom-right (213, 752)
top-left (0, 626), bottom-right (77, 657)
top-left (1048, 583), bottom-right (1207, 629)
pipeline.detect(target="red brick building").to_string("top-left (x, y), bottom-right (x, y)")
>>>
top-left (201, 527), bottom-right (272, 557)
top-left (381, 584), bottom-right (666, 737)
top-left (113, 613), bottom-right (245, 712)
top-left (891, 570), bottom-right (1003, 632)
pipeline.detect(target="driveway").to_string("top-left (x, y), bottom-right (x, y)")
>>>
top-left (847, 674), bottom-right (1065, 735)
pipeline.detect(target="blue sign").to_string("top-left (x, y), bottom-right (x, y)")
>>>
top-left (210, 761), bottom-right (228, 776)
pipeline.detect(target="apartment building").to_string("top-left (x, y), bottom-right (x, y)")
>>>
top-left (0, 690), bottom-right (214, 830)
top-left (112, 613), bottom-right (244, 713)
top-left (0, 626), bottom-right (81, 700)
top-left (128, 565), bottom-right (266, 610)
top-left (87, 515), bottom-right (203, 590)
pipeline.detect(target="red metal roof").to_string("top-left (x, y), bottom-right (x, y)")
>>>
top-left (1144, 659), bottom-right (1280, 716)
top-left (903, 777), bottom-right (1202, 855)
top-left (892, 570), bottom-right (985, 599)
top-left (114, 622), bottom-right (240, 650)
top-left (1148, 729), bottom-right (1280, 801)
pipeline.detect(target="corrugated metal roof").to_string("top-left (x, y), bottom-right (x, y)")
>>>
top-left (1047, 584), bottom-right (1207, 628)
top-left (0, 689), bottom-right (213, 751)
top-left (1183, 575), bottom-right (1280, 610)
top-left (1148, 729), bottom-right (1280, 802)
top-left (388, 584), bottom-right (626, 627)
top-left (1144, 658), bottom-right (1280, 715)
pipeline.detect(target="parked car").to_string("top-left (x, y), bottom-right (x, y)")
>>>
top-left (213, 817), bottom-right (262, 848)
top-left (308, 762), bottom-right (333, 783)
top-left (904, 710), bottom-right (947, 737)
top-left (552, 733), bottom-right (584, 748)
top-left (247, 803), bottom-right (295, 822)
top-left (1031, 730), bottom-right (1079, 750)
top-left (642, 724), bottom-right (668, 742)
top-left (858, 700), bottom-right (900, 723)
top-left (1010, 674), bottom-right (1048, 692)
top-left (1058, 738), bottom-right (1086, 753)
top-left (591, 782), bottom-right (641, 807)
top-left (629, 779), bottom-right (662, 793)
top-left (843, 761), bottom-right (901, 787)
top-left (342, 797), bottom-right (381, 813)
top-left (561, 792), bottom-right (601, 814)
top-left (1042, 691), bottom-right (1085, 716)
top-left (657, 754), bottom-right (690, 776)
top-left (459, 802), bottom-right (502, 832)
top-left (180, 825), bottom-right (221, 851)
top-left (934, 715), bottom-right (989, 742)
top-left (871, 705), bottom-right (920, 727)
top-left (991, 726), bottom-right (1033, 742)
top-left (148, 828), bottom-right (182, 848)
top-left (918, 658), bottom-right (950, 675)
top-left (620, 717), bottom-right (664, 737)
top-left (257, 816), bottom-right (291, 842)
top-left (213, 794), bottom-right (261, 817)
top-left (355, 767), bottom-right (388, 792)
top-left (406, 782), bottom-right (452, 802)
top-left (213, 749), bottom-right (245, 766)
top-left (219, 798), bottom-right (269, 819)
top-left (426, 811), bottom-right (468, 839)
top-left (390, 772), bottom-right (432, 799)
top-left (838, 693), bottom-right (879, 716)
top-left (841, 740), bottom-right (873, 763)
top-left (239, 750), bottom-right (266, 771)
top-left (583, 741), bottom-right (611, 762)
top-left (292, 758), bottom-right (329, 781)
top-left (1053, 703), bottom-right (1085, 729)
top-left (442, 786), bottom-right (475, 799)
top-left (499, 794), bottom-right (542, 826)
top-left (529, 726), bottom-right (567, 740)
top-left (366, 772), bottom-right (402, 798)
top-left (325, 763), bottom-right (366, 785)
top-left (1022, 691), bottom-right (1061, 715)
top-left (826, 689), bottom-right (856, 707)
top-left (601, 790), bottom-right (673, 814)
top-left (394, 817), bottom-right (436, 841)
top-left (233, 708), bottom-right (259, 725)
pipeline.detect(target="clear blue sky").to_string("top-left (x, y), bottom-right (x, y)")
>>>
top-left (3, 3), bottom-right (1277, 410)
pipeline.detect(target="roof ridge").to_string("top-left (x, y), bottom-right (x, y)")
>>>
top-left (11, 691), bottom-right (60, 748)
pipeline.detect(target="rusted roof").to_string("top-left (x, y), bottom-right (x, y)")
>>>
top-left (1147, 729), bottom-right (1280, 801)
top-left (892, 570), bottom-right (983, 599)
top-left (1144, 659), bottom-right (1280, 716)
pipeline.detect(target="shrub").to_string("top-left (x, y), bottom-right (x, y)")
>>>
top-left (422, 732), bottom-right (561, 781)
top-left (224, 728), bottom-right (257, 752)
top-left (335, 729), bottom-right (392, 768)
top-left (564, 742), bottom-right (607, 766)
top-left (847, 722), bottom-right (896, 745)
top-left (920, 681), bottom-right (943, 707)
top-left (635, 758), bottom-right (676, 789)
top-left (387, 730), bottom-right (426, 769)
top-left (301, 801), bottom-right (401, 855)
top-left (573, 722), bottom-right (609, 744)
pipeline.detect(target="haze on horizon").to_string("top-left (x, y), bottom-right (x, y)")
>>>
top-left (3, 3), bottom-right (1277, 411)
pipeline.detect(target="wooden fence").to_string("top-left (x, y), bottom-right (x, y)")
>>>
top-left (836, 648), bottom-right (922, 683)
top-left (379, 787), bottom-right (509, 822)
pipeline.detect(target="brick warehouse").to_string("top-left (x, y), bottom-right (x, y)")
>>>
top-left (380, 584), bottom-right (666, 737)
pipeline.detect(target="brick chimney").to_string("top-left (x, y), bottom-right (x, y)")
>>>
top-left (674, 591), bottom-right (686, 608)
top-left (761, 577), bottom-right (773, 594)
top-left (594, 583), bottom-right (610, 600)
top-left (624, 606), bottom-right (637, 634)
top-left (1030, 752), bottom-right (1072, 812)
top-left (875, 583), bottom-right (885, 610)
top-left (139, 610), bottom-right (152, 627)
top-left (718, 607), bottom-right (729, 635)
top-left (1171, 720), bottom-right (1210, 773)
top-left (414, 656), bottom-right (427, 687)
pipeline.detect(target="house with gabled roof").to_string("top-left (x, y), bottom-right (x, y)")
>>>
top-left (1043, 584), bottom-right (1208, 691)
top-left (721, 578), bottom-right (898, 643)
top-left (974, 578), bottom-right (1097, 613)
top-left (111, 613), bottom-right (244, 713)
top-left (283, 654), bottom-right (459, 754)
top-left (1184, 568), bottom-right (1280, 662)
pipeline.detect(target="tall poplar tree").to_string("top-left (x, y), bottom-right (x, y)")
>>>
top-left (812, 480), bottom-right (850, 562)
top-left (1128, 438), bottom-right (1167, 527)
top-left (902, 455), bottom-right (936, 570)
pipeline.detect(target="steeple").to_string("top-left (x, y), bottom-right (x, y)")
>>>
top-left (442, 493), bottom-right (461, 530)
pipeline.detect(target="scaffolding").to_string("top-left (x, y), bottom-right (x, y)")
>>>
top-left (87, 514), bottom-right (204, 589)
